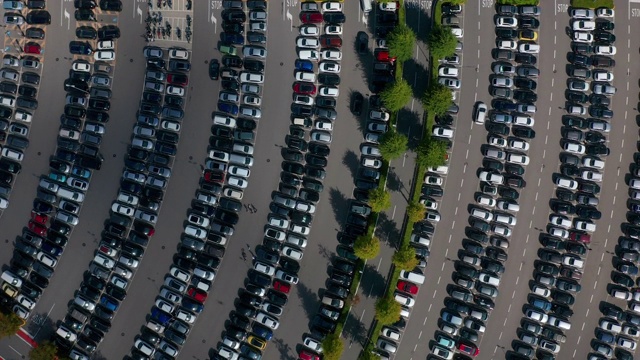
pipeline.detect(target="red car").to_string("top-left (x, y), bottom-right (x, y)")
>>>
top-left (298, 350), bottom-right (320, 360)
top-left (273, 280), bottom-right (290, 294)
top-left (203, 170), bottom-right (225, 183)
top-left (187, 287), bottom-right (207, 303)
top-left (293, 82), bottom-right (316, 95)
top-left (167, 73), bottom-right (188, 86)
top-left (24, 43), bottom-right (41, 54)
top-left (299, 12), bottom-right (323, 24)
top-left (397, 280), bottom-right (418, 295)
top-left (31, 211), bottom-right (48, 225)
top-left (375, 49), bottom-right (397, 63)
top-left (569, 231), bottom-right (590, 244)
top-left (458, 342), bottom-right (479, 356)
top-left (28, 220), bottom-right (47, 236)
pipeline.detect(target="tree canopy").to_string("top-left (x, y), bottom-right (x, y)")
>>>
top-left (422, 83), bottom-right (453, 117)
top-left (354, 235), bottom-right (381, 260)
top-left (406, 201), bottom-right (426, 222)
top-left (379, 130), bottom-right (408, 161)
top-left (0, 312), bottom-right (23, 339)
top-left (427, 25), bottom-right (458, 60)
top-left (368, 187), bottom-right (392, 213)
top-left (416, 138), bottom-right (449, 168)
top-left (29, 341), bottom-right (59, 360)
top-left (380, 78), bottom-right (412, 112)
top-left (321, 333), bottom-right (344, 360)
top-left (387, 24), bottom-right (416, 62)
top-left (393, 245), bottom-right (419, 270)
top-left (375, 295), bottom-right (401, 325)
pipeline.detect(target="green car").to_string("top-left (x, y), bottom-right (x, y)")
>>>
top-left (218, 44), bottom-right (237, 56)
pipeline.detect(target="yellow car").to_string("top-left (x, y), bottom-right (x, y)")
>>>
top-left (518, 30), bottom-right (538, 41)
top-left (247, 335), bottom-right (267, 350)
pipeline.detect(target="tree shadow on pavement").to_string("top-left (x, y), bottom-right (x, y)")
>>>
top-left (329, 186), bottom-right (351, 225)
top-left (406, 7), bottom-right (431, 43)
top-left (385, 168), bottom-right (410, 203)
top-left (271, 337), bottom-right (297, 360)
top-left (375, 212), bottom-right (401, 248)
top-left (342, 150), bottom-right (360, 181)
top-left (361, 263), bottom-right (388, 299)
top-left (296, 281), bottom-right (321, 320)
top-left (343, 311), bottom-right (368, 346)
top-left (316, 243), bottom-right (335, 261)
top-left (29, 313), bottom-right (55, 342)
top-left (403, 58), bottom-right (430, 99)
top-left (397, 108), bottom-right (423, 148)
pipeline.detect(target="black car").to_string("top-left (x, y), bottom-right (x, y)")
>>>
top-left (99, 0), bottom-right (122, 11)
top-left (26, 10), bottom-right (51, 24)
top-left (98, 25), bottom-right (120, 39)
top-left (520, 16), bottom-right (539, 29)
top-left (209, 59), bottom-right (220, 80)
top-left (244, 59), bottom-right (265, 73)
top-left (515, 77), bottom-right (537, 90)
top-left (495, 28), bottom-right (517, 39)
top-left (222, 9), bottom-right (246, 22)
top-left (515, 53), bottom-right (537, 65)
top-left (585, 144), bottom-right (610, 156)
top-left (291, 104), bottom-right (313, 117)
top-left (512, 126), bottom-right (536, 139)
top-left (222, 55), bottom-right (243, 68)
top-left (318, 73), bottom-right (340, 85)
top-left (568, 53), bottom-right (591, 66)
top-left (486, 123), bottom-right (509, 136)
top-left (356, 31), bottom-right (368, 55)
top-left (76, 26), bottom-right (97, 39)
top-left (514, 90), bottom-right (537, 102)
top-left (566, 90), bottom-right (588, 103)
top-left (22, 72), bottom-right (40, 85)
top-left (594, 30), bottom-right (615, 43)
top-left (69, 41), bottom-right (93, 55)
top-left (324, 12), bottom-right (345, 24)
top-left (595, 20), bottom-right (614, 31)
top-left (75, 9), bottom-right (96, 21)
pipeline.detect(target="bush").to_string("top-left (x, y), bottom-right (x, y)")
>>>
top-left (368, 187), bottom-right (392, 212)
top-left (360, 350), bottom-right (382, 360)
top-left (322, 333), bottom-right (344, 360)
top-left (416, 137), bottom-right (448, 168)
top-left (0, 312), bottom-right (23, 339)
top-left (406, 201), bottom-right (425, 222)
top-left (392, 245), bottom-right (419, 270)
top-left (380, 78), bottom-right (412, 112)
top-left (427, 25), bottom-right (457, 60)
top-left (375, 295), bottom-right (401, 325)
top-left (498, 0), bottom-right (539, 4)
top-left (422, 83), bottom-right (453, 117)
top-left (29, 341), bottom-right (59, 360)
top-left (448, 0), bottom-right (467, 3)
top-left (354, 235), bottom-right (381, 260)
top-left (387, 24), bottom-right (416, 62)
top-left (379, 130), bottom-right (408, 161)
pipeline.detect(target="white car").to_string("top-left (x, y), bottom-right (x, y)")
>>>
top-left (570, 8), bottom-right (595, 19)
top-left (592, 83), bottom-right (616, 95)
top-left (254, 261), bottom-right (276, 276)
top-left (496, 16), bottom-right (517, 28)
top-left (166, 85), bottom-right (185, 97)
top-left (282, 246), bottom-right (304, 260)
top-left (549, 227), bottom-right (569, 239)
top-left (319, 61), bottom-right (341, 73)
top-left (506, 153), bottom-right (530, 165)
top-left (479, 171), bottom-right (503, 184)
top-left (243, 46), bottom-right (267, 58)
top-left (497, 40), bottom-right (517, 50)
top-left (299, 24), bottom-right (319, 36)
top-left (37, 252), bottom-right (57, 267)
top-left (315, 120), bottom-right (333, 131)
top-left (303, 336), bottom-right (323, 353)
top-left (112, 202), bottom-right (134, 216)
top-left (228, 176), bottom-right (248, 189)
top-left (592, 70), bottom-right (613, 81)
top-left (563, 141), bottom-right (585, 154)
top-left (489, 136), bottom-right (507, 148)
top-left (293, 94), bottom-right (314, 106)
top-left (450, 26), bottom-right (463, 38)
top-left (566, 104), bottom-right (586, 115)
top-left (519, 43), bottom-right (540, 53)
top-left (319, 86), bottom-right (339, 97)
top-left (322, 1), bottom-right (342, 12)
top-left (433, 127), bottom-right (454, 138)
top-left (596, 8), bottom-right (614, 18)
top-left (240, 72), bottom-right (264, 83)
top-left (362, 157), bottom-right (382, 169)
top-left (370, 110), bottom-right (390, 121)
top-left (581, 170), bottom-right (603, 182)
top-left (321, 50), bottom-right (342, 60)
top-left (555, 176), bottom-right (578, 190)
top-left (509, 139), bottom-right (529, 151)
top-left (573, 32), bottom-right (593, 43)
top-left (438, 77), bottom-right (461, 89)
top-left (438, 66), bottom-right (459, 77)
top-left (295, 70), bottom-right (316, 82)
top-left (325, 25), bottom-right (342, 35)
top-left (550, 215), bottom-right (572, 229)
top-left (94, 50), bottom-right (115, 61)
top-left (379, 1), bottom-right (397, 11)
top-left (290, 224), bottom-right (310, 236)
top-left (475, 194), bottom-right (496, 208)
top-left (97, 40), bottom-right (115, 50)
top-left (424, 175), bottom-right (444, 185)
top-left (572, 20), bottom-right (595, 31)
top-left (268, 216), bottom-right (289, 229)
top-left (72, 61), bottom-right (91, 72)
top-left (297, 37), bottom-right (320, 49)
top-left (514, 115), bottom-right (534, 127)
top-left (298, 49), bottom-right (319, 60)
top-left (595, 45), bottom-right (616, 55)
top-left (175, 309), bottom-right (196, 324)
top-left (526, 309), bottom-right (548, 323)
top-left (583, 157), bottom-right (605, 169)
top-left (275, 269), bottom-right (299, 284)
top-left (517, 104), bottom-right (537, 114)
top-left (492, 76), bottom-right (513, 88)
top-left (394, 292), bottom-right (415, 307)
top-left (256, 312), bottom-right (279, 329)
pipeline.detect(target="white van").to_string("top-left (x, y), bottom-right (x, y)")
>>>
top-left (428, 165), bottom-right (449, 174)
top-left (474, 102), bottom-right (487, 124)
top-left (360, 0), bottom-right (372, 14)
top-left (57, 187), bottom-right (85, 203)
top-left (399, 270), bottom-right (425, 285)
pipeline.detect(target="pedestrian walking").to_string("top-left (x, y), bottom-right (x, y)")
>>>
top-left (246, 244), bottom-right (251, 251)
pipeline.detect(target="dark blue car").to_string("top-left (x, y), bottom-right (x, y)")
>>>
top-left (100, 295), bottom-right (119, 311)
top-left (217, 101), bottom-right (239, 116)
top-left (41, 241), bottom-right (63, 257)
top-left (181, 298), bottom-right (203, 314)
top-left (295, 59), bottom-right (313, 72)
top-left (252, 323), bottom-right (273, 340)
top-left (151, 307), bottom-right (172, 325)
top-left (221, 32), bottom-right (245, 45)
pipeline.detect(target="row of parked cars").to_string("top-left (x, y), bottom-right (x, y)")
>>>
top-left (510, 6), bottom-right (619, 360)
top-left (0, 3), bottom-right (122, 359)
top-left (0, 0), bottom-right (51, 210)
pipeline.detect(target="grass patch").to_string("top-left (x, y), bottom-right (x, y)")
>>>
top-left (571, 0), bottom-right (613, 8)
top-left (497, 0), bottom-right (539, 5)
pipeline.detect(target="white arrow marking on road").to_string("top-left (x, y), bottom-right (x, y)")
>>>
top-left (137, 6), bottom-right (143, 22)
top-left (63, 9), bottom-right (70, 30)
top-left (211, 14), bottom-right (217, 33)
top-left (286, 10), bottom-right (292, 31)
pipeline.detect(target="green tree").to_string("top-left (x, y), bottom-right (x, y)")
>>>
top-left (354, 235), bottom-right (381, 260)
top-left (448, 0), bottom-right (467, 4)
top-left (360, 350), bottom-right (382, 360)
top-left (321, 333), bottom-right (344, 360)
top-left (0, 312), bottom-right (23, 339)
top-left (393, 245), bottom-right (419, 270)
top-left (29, 341), bottom-right (58, 360)
top-left (379, 130), bottom-right (408, 161)
top-left (368, 187), bottom-right (392, 212)
top-left (416, 138), bottom-right (448, 168)
top-left (375, 295), bottom-right (401, 325)
top-left (406, 201), bottom-right (426, 222)
top-left (380, 78), bottom-right (412, 112)
top-left (422, 83), bottom-right (453, 117)
top-left (427, 25), bottom-right (458, 60)
top-left (387, 24), bottom-right (416, 62)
